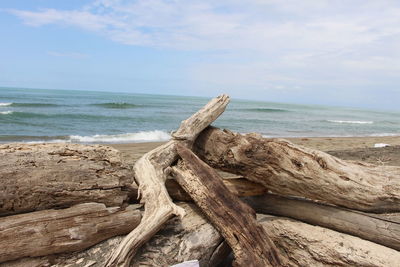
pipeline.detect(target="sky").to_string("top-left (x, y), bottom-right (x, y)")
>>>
top-left (1, 0), bottom-right (400, 110)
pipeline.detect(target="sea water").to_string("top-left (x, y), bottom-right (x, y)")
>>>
top-left (1, 87), bottom-right (400, 143)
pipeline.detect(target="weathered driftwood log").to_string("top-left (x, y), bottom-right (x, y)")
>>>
top-left (5, 205), bottom-right (399, 267)
top-left (0, 142), bottom-right (266, 216)
top-left (0, 143), bottom-right (135, 216)
top-left (260, 215), bottom-right (400, 267)
top-left (1, 203), bottom-right (228, 267)
top-left (195, 127), bottom-right (400, 212)
top-left (171, 145), bottom-right (282, 266)
top-left (0, 203), bottom-right (141, 264)
top-left (106, 95), bottom-right (230, 266)
top-left (244, 194), bottom-right (400, 251)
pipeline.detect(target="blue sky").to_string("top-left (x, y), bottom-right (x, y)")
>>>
top-left (1, 0), bottom-right (400, 109)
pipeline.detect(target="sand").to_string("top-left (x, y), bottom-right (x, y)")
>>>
top-left (110, 135), bottom-right (400, 167)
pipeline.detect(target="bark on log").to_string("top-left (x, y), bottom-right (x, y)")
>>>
top-left (0, 143), bottom-right (265, 217)
top-left (106, 95), bottom-right (230, 266)
top-left (166, 177), bottom-right (268, 202)
top-left (0, 143), bottom-right (135, 216)
top-left (1, 203), bottom-right (227, 267)
top-left (260, 215), bottom-right (400, 267)
top-left (5, 207), bottom-right (399, 267)
top-left (194, 127), bottom-right (400, 212)
top-left (171, 145), bottom-right (282, 266)
top-left (244, 194), bottom-right (400, 251)
top-left (0, 203), bottom-right (141, 264)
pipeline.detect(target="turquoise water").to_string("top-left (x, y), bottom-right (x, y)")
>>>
top-left (1, 87), bottom-right (400, 143)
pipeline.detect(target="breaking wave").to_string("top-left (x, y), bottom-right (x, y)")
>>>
top-left (327, 120), bottom-right (373, 124)
top-left (0, 103), bottom-right (12, 106)
top-left (69, 130), bottom-right (171, 143)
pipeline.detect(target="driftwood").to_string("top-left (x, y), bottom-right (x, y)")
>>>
top-left (0, 203), bottom-right (141, 263)
top-left (106, 95), bottom-right (230, 266)
top-left (166, 177), bottom-right (268, 202)
top-left (171, 145), bottom-right (282, 266)
top-left (260, 215), bottom-right (400, 267)
top-left (244, 194), bottom-right (400, 251)
top-left (2, 94), bottom-right (400, 266)
top-left (0, 143), bottom-right (135, 216)
top-left (0, 142), bottom-right (266, 215)
top-left (4, 205), bottom-right (399, 267)
top-left (194, 127), bottom-right (400, 212)
top-left (1, 203), bottom-right (227, 267)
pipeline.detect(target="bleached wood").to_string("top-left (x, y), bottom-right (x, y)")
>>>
top-left (106, 95), bottom-right (230, 266)
top-left (0, 143), bottom-right (135, 216)
top-left (260, 215), bottom-right (400, 267)
top-left (244, 194), bottom-right (400, 251)
top-left (195, 127), bottom-right (400, 212)
top-left (0, 203), bottom-right (141, 263)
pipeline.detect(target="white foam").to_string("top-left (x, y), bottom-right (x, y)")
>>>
top-left (26, 139), bottom-right (71, 144)
top-left (0, 103), bottom-right (12, 106)
top-left (370, 133), bottom-right (398, 137)
top-left (327, 120), bottom-right (373, 124)
top-left (374, 143), bottom-right (390, 148)
top-left (69, 130), bottom-right (171, 143)
top-left (0, 111), bottom-right (13, 115)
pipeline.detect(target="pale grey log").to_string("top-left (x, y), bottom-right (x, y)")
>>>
top-left (244, 194), bottom-right (400, 251)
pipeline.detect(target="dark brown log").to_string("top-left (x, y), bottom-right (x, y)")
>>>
top-left (244, 194), bottom-right (400, 251)
top-left (171, 145), bottom-right (282, 267)
top-left (0, 143), bottom-right (136, 216)
top-left (194, 127), bottom-right (400, 212)
top-left (0, 203), bottom-right (141, 263)
top-left (166, 177), bottom-right (268, 202)
top-left (106, 95), bottom-right (230, 266)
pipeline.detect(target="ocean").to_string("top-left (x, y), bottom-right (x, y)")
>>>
top-left (1, 87), bottom-right (399, 144)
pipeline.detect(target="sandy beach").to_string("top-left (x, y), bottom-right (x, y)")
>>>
top-left (111, 135), bottom-right (400, 167)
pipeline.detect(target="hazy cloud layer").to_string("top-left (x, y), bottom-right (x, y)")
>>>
top-left (8, 0), bottom-right (400, 106)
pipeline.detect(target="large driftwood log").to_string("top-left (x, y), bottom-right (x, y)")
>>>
top-left (260, 215), bottom-right (400, 267)
top-left (171, 145), bottom-right (282, 266)
top-left (0, 143), bottom-right (135, 216)
top-left (5, 205), bottom-right (399, 267)
top-left (0, 143), bottom-right (266, 216)
top-left (2, 203), bottom-right (228, 267)
top-left (244, 194), bottom-right (400, 251)
top-left (106, 95), bottom-right (230, 266)
top-left (0, 203), bottom-right (141, 263)
top-left (195, 127), bottom-right (400, 212)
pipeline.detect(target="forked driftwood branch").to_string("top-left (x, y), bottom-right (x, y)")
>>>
top-left (171, 145), bottom-right (283, 266)
top-left (106, 95), bottom-right (230, 266)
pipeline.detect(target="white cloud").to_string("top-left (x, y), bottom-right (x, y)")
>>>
top-left (8, 0), bottom-right (400, 103)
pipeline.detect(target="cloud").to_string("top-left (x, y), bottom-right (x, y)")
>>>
top-left (7, 0), bottom-right (400, 105)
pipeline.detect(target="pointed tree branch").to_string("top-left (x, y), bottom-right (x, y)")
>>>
top-left (106, 95), bottom-right (230, 266)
